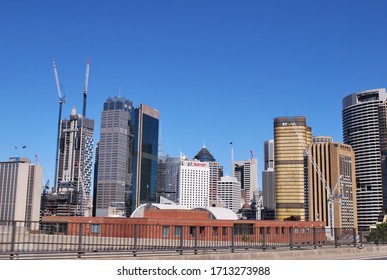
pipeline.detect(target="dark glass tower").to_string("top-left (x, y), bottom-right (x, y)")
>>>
top-left (130, 104), bottom-right (159, 213)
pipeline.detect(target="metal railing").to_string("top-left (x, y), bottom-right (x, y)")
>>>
top-left (0, 220), bottom-right (385, 259)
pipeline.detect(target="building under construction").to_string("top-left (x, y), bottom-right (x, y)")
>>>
top-left (43, 59), bottom-right (94, 217)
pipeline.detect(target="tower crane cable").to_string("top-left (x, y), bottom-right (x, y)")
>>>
top-left (288, 116), bottom-right (342, 229)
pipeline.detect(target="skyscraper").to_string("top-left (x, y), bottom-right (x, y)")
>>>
top-left (0, 157), bottom-right (43, 223)
top-left (342, 88), bottom-right (387, 230)
top-left (217, 176), bottom-right (241, 213)
top-left (94, 97), bottom-right (133, 217)
top-left (157, 155), bottom-right (180, 203)
top-left (233, 158), bottom-right (258, 204)
top-left (56, 107), bottom-right (94, 216)
top-left (130, 104), bottom-right (159, 213)
top-left (274, 116), bottom-right (312, 221)
top-left (262, 140), bottom-right (275, 210)
top-left (179, 158), bottom-right (210, 208)
top-left (194, 145), bottom-right (222, 207)
top-left (378, 100), bottom-right (387, 213)
top-left (309, 140), bottom-right (358, 229)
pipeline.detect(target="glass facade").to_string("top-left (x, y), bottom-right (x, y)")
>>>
top-left (130, 105), bottom-right (159, 213)
top-left (157, 156), bottom-right (180, 203)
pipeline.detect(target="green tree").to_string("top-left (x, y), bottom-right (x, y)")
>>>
top-left (366, 223), bottom-right (387, 244)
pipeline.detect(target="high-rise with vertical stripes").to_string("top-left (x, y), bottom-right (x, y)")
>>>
top-left (94, 97), bottom-right (133, 217)
top-left (0, 157), bottom-right (42, 223)
top-left (309, 139), bottom-right (358, 229)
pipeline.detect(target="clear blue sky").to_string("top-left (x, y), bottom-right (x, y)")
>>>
top-left (1, 0), bottom-right (387, 189)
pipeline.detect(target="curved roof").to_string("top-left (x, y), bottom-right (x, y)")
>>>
top-left (130, 204), bottom-right (190, 218)
top-left (195, 207), bottom-right (239, 220)
top-left (130, 204), bottom-right (238, 220)
top-left (194, 146), bottom-right (215, 162)
top-left (242, 202), bottom-right (251, 209)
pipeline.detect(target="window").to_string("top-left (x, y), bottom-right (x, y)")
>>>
top-left (190, 226), bottom-right (196, 237)
top-left (162, 226), bottom-right (170, 238)
top-left (234, 224), bottom-right (254, 235)
top-left (91, 224), bottom-right (100, 234)
top-left (213, 227), bottom-right (218, 236)
top-left (174, 226), bottom-right (182, 237)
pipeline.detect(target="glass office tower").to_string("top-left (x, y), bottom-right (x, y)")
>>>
top-left (130, 104), bottom-right (159, 213)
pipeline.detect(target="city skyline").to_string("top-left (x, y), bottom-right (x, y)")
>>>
top-left (1, 0), bottom-right (387, 188)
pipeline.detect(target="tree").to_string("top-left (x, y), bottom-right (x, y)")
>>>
top-left (366, 223), bottom-right (387, 244)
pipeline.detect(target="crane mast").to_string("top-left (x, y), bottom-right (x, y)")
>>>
top-left (53, 60), bottom-right (65, 193)
top-left (82, 58), bottom-right (90, 117)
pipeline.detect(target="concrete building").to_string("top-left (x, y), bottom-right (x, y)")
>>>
top-left (342, 89), bottom-right (387, 230)
top-left (55, 107), bottom-right (94, 216)
top-left (312, 136), bottom-right (333, 143)
top-left (194, 146), bottom-right (223, 207)
top-left (233, 158), bottom-right (258, 204)
top-left (0, 157), bottom-right (42, 222)
top-left (179, 158), bottom-right (210, 208)
top-left (274, 116), bottom-right (312, 221)
top-left (217, 176), bottom-right (242, 213)
top-left (309, 140), bottom-right (358, 229)
top-left (378, 100), bottom-right (387, 213)
top-left (131, 104), bottom-right (159, 213)
top-left (94, 97), bottom-right (133, 217)
top-left (262, 140), bottom-right (275, 210)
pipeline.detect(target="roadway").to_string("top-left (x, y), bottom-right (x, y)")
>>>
top-left (125, 244), bottom-right (387, 260)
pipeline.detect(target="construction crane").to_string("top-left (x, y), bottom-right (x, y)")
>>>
top-left (53, 60), bottom-right (66, 193)
top-left (82, 58), bottom-right (90, 117)
top-left (288, 117), bottom-right (342, 231)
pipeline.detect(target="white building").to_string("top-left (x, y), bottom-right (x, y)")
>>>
top-left (0, 157), bottom-right (43, 222)
top-left (262, 140), bottom-right (275, 210)
top-left (179, 158), bottom-right (210, 208)
top-left (193, 145), bottom-right (223, 207)
top-left (343, 88), bottom-right (387, 230)
top-left (217, 176), bottom-right (241, 213)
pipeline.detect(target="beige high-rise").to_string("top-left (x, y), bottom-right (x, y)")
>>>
top-left (309, 141), bottom-right (358, 229)
top-left (274, 116), bottom-right (312, 221)
top-left (0, 157), bottom-right (43, 222)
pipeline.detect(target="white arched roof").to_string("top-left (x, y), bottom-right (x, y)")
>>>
top-left (194, 207), bottom-right (239, 220)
